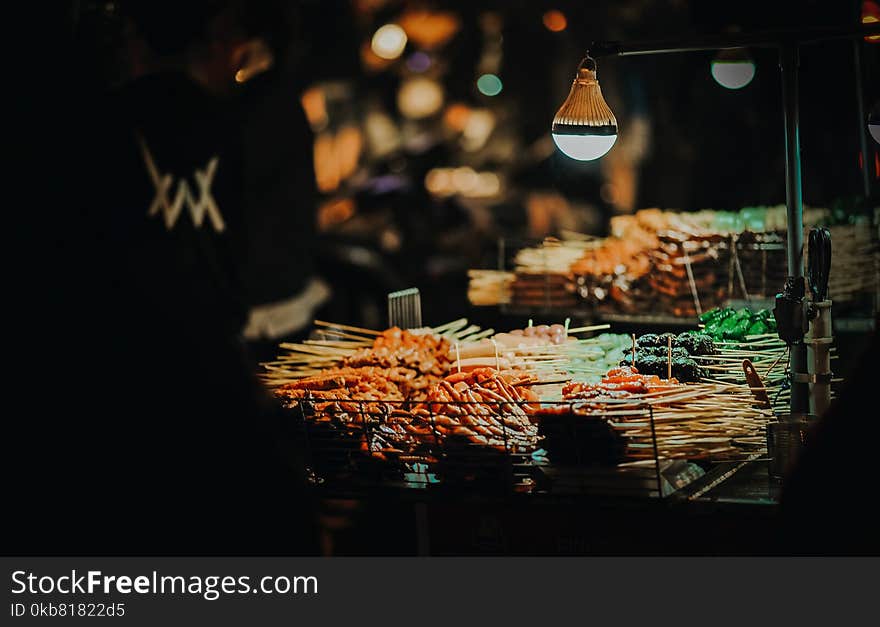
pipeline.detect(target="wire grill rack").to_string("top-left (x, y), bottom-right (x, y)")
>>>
top-left (289, 397), bottom-right (734, 499)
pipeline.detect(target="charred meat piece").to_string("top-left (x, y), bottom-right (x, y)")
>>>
top-left (636, 332), bottom-right (677, 348)
top-left (673, 332), bottom-right (716, 355)
top-left (617, 353), bottom-right (706, 383)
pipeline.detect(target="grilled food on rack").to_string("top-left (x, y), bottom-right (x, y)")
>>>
top-left (562, 366), bottom-right (679, 398)
top-left (276, 367), bottom-right (407, 409)
top-left (547, 365), bottom-right (773, 461)
top-left (636, 332), bottom-right (716, 355)
top-left (618, 353), bottom-right (705, 383)
top-left (410, 368), bottom-right (540, 452)
top-left (277, 366), bottom-right (541, 456)
top-left (454, 324), bottom-right (573, 361)
top-left (343, 327), bottom-right (451, 376)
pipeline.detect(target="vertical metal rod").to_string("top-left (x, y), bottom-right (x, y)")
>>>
top-left (647, 405), bottom-right (663, 498)
top-left (779, 43), bottom-right (810, 415)
top-left (853, 0), bottom-right (873, 199)
top-left (853, 39), bottom-right (872, 199)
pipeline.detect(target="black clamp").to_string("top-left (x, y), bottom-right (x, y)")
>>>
top-left (773, 276), bottom-right (809, 344)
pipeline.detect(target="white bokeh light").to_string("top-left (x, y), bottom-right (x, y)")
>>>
top-left (552, 133), bottom-right (617, 161)
top-left (397, 78), bottom-right (444, 119)
top-left (710, 60), bottom-right (756, 89)
top-left (371, 24), bottom-right (407, 60)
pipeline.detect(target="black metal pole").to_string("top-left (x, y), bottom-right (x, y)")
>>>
top-left (853, 34), bottom-right (872, 198)
top-left (588, 23), bottom-right (880, 58)
top-left (779, 44), bottom-right (810, 415)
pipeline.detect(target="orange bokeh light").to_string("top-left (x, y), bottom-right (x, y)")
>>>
top-left (542, 10), bottom-right (567, 33)
top-left (399, 9), bottom-right (460, 50)
top-left (864, 1), bottom-right (880, 42)
top-left (443, 103), bottom-right (473, 132)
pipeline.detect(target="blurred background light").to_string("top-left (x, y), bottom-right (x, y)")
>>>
top-left (542, 10), bottom-right (567, 33)
top-left (461, 109), bottom-right (495, 151)
top-left (399, 9), bottom-right (461, 49)
top-left (300, 86), bottom-right (329, 132)
top-left (425, 168), bottom-right (502, 198)
top-left (406, 51), bottom-right (432, 73)
top-left (476, 73), bottom-right (503, 96)
top-left (397, 77), bottom-right (445, 119)
top-left (863, 1), bottom-right (880, 42)
top-left (371, 23), bottom-right (407, 59)
top-left (452, 166), bottom-right (479, 194)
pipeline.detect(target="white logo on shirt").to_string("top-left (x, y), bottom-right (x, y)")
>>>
top-left (138, 135), bottom-right (226, 233)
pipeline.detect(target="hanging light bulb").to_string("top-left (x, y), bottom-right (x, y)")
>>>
top-left (869, 101), bottom-right (880, 145)
top-left (710, 48), bottom-right (756, 89)
top-left (551, 56), bottom-right (617, 161)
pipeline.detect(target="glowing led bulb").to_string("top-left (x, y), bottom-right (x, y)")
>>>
top-left (711, 59), bottom-right (756, 89)
top-left (870, 122), bottom-right (880, 145)
top-left (551, 133), bottom-right (617, 161)
top-left (869, 102), bottom-right (880, 145)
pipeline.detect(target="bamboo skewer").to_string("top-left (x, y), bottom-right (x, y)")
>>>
top-left (313, 319), bottom-right (381, 336)
top-left (566, 323), bottom-right (612, 334)
top-left (312, 328), bottom-right (376, 343)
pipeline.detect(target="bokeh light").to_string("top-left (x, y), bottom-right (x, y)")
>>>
top-left (863, 1), bottom-right (880, 42)
top-left (542, 10), bottom-right (567, 32)
top-left (476, 74), bottom-right (503, 96)
top-left (399, 9), bottom-right (460, 49)
top-left (397, 78), bottom-right (445, 119)
top-left (406, 52), bottom-right (432, 73)
top-left (425, 168), bottom-right (502, 198)
top-left (371, 24), bottom-right (407, 60)
top-left (300, 87), bottom-right (329, 132)
top-left (443, 103), bottom-right (473, 132)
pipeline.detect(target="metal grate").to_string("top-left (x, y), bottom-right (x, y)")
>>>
top-left (388, 288), bottom-right (422, 329)
top-left (286, 397), bottom-right (696, 498)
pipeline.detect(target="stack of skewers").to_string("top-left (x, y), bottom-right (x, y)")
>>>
top-left (263, 319), bottom-right (778, 471)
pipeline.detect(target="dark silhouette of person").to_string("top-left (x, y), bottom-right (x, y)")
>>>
top-left (781, 330), bottom-right (879, 555)
top-left (7, 0), bottom-right (317, 555)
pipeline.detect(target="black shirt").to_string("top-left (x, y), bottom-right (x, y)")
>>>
top-left (9, 70), bottom-right (315, 554)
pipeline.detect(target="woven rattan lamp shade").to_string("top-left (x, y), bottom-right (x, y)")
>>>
top-left (551, 60), bottom-right (618, 160)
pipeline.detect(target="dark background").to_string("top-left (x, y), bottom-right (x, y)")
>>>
top-left (6, 0), bottom-right (878, 556)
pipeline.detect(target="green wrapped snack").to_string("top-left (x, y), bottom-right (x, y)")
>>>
top-left (718, 314), bottom-right (741, 333)
top-left (700, 307), bottom-right (779, 341)
top-left (724, 317), bottom-right (753, 341)
top-left (746, 320), bottom-right (768, 336)
top-left (699, 308), bottom-right (722, 323)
